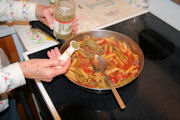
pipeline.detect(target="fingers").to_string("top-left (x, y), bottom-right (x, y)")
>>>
top-left (36, 4), bottom-right (54, 30)
top-left (46, 59), bottom-right (62, 67)
top-left (47, 47), bottom-right (61, 59)
top-left (45, 58), bottom-right (70, 68)
top-left (73, 17), bottom-right (77, 35)
top-left (50, 49), bottom-right (56, 58)
top-left (47, 49), bottom-right (57, 59)
top-left (54, 47), bottom-right (61, 57)
top-left (49, 57), bottom-right (71, 74)
top-left (59, 57), bottom-right (71, 72)
top-left (44, 6), bottom-right (54, 29)
top-left (62, 57), bottom-right (71, 69)
top-left (47, 50), bottom-right (54, 59)
top-left (59, 60), bottom-right (66, 66)
top-left (39, 58), bottom-right (70, 81)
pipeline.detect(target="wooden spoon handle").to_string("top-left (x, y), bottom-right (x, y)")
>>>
top-left (104, 74), bottom-right (126, 109)
top-left (111, 86), bottom-right (126, 109)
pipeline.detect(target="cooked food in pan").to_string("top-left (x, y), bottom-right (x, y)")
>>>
top-left (65, 36), bottom-right (139, 89)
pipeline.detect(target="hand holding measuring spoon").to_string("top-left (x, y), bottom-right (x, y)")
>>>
top-left (47, 41), bottom-right (79, 69)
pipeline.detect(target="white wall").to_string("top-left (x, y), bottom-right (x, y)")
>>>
top-left (149, 0), bottom-right (180, 31)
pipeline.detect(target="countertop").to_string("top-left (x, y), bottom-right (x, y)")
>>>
top-left (16, 0), bottom-right (148, 53)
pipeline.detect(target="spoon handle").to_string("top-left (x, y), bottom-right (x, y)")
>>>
top-left (104, 73), bottom-right (126, 109)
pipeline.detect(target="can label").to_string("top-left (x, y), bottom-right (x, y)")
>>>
top-left (54, 19), bottom-right (73, 35)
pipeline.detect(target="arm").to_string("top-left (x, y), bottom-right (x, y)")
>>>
top-left (0, 0), bottom-right (37, 21)
top-left (0, 0), bottom-right (54, 29)
top-left (0, 62), bottom-right (25, 94)
top-left (0, 47), bottom-right (71, 94)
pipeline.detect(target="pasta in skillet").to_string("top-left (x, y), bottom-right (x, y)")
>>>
top-left (65, 36), bottom-right (139, 89)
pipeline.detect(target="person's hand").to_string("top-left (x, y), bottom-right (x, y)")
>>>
top-left (47, 47), bottom-right (61, 59)
top-left (35, 4), bottom-right (78, 33)
top-left (19, 47), bottom-right (71, 82)
top-left (35, 4), bottom-right (54, 29)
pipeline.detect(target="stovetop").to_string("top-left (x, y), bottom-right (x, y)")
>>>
top-left (28, 13), bottom-right (180, 120)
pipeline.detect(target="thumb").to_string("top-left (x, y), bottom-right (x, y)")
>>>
top-left (59, 60), bottom-right (66, 66)
top-left (46, 59), bottom-right (61, 67)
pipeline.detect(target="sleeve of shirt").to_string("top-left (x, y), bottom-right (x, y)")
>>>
top-left (0, 62), bottom-right (26, 94)
top-left (0, 0), bottom-right (38, 22)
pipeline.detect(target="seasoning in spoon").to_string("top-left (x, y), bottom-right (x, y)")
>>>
top-left (57, 40), bottom-right (79, 68)
top-left (71, 41), bottom-right (79, 50)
